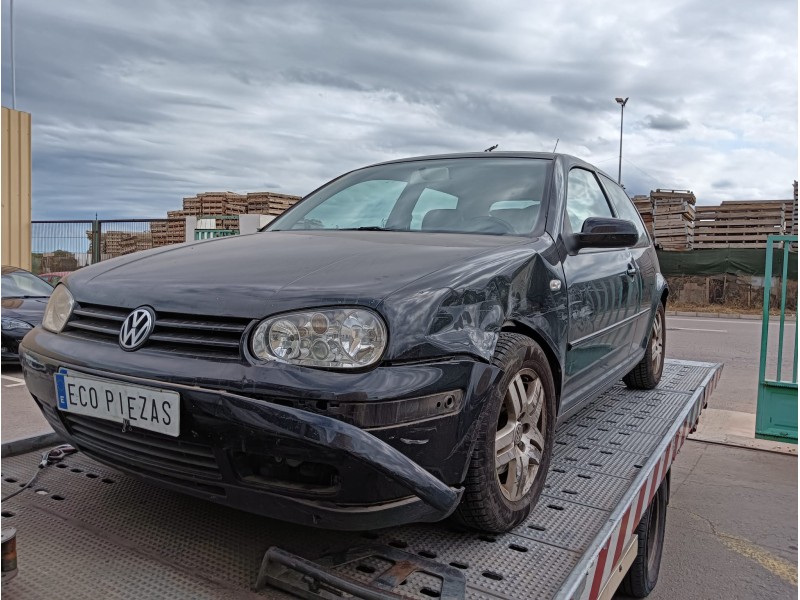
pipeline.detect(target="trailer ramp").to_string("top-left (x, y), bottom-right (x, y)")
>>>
top-left (1, 359), bottom-right (721, 599)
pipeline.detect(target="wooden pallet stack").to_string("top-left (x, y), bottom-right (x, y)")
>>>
top-left (181, 197), bottom-right (201, 216)
top-left (693, 200), bottom-right (786, 249)
top-left (163, 212), bottom-right (187, 244)
top-left (245, 192), bottom-right (272, 214)
top-left (267, 193), bottom-right (301, 216)
top-left (197, 192), bottom-right (247, 216)
top-left (87, 231), bottom-right (155, 258)
top-left (246, 192), bottom-right (301, 216)
top-left (151, 221), bottom-right (186, 247)
top-left (632, 195), bottom-right (655, 239)
top-left (154, 190), bottom-right (302, 246)
top-left (651, 189), bottom-right (695, 250)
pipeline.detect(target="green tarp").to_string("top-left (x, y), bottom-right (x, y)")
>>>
top-left (657, 248), bottom-right (798, 280)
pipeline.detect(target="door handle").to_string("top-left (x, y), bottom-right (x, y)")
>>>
top-left (626, 263), bottom-right (637, 277)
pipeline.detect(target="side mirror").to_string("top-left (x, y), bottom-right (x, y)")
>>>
top-left (574, 217), bottom-right (639, 250)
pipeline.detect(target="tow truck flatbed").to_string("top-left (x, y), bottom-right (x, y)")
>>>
top-left (1, 359), bottom-right (721, 599)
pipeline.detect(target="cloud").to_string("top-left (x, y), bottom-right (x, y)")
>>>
top-left (643, 113), bottom-right (691, 131)
top-left (0, 0), bottom-right (796, 219)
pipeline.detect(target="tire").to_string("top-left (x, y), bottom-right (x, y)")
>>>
top-left (621, 478), bottom-right (668, 597)
top-left (453, 333), bottom-right (557, 533)
top-left (624, 303), bottom-right (666, 390)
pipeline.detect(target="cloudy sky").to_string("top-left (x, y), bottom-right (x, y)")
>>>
top-left (1, 0), bottom-right (797, 219)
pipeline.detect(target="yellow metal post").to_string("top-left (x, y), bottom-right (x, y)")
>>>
top-left (1, 107), bottom-right (32, 270)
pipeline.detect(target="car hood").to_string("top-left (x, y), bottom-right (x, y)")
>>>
top-left (66, 231), bottom-right (530, 318)
top-left (1, 297), bottom-right (49, 325)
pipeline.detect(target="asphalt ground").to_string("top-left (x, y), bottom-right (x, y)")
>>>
top-left (666, 316), bottom-right (796, 415)
top-left (639, 440), bottom-right (797, 600)
top-left (1, 315), bottom-right (797, 599)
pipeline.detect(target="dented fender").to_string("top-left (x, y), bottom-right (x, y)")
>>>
top-left (380, 235), bottom-right (568, 370)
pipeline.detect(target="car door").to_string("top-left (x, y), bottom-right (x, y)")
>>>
top-left (560, 168), bottom-right (641, 409)
top-left (598, 173), bottom-right (655, 355)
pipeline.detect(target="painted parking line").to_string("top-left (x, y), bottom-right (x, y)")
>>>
top-left (1, 375), bottom-right (27, 387)
top-left (668, 327), bottom-right (728, 333)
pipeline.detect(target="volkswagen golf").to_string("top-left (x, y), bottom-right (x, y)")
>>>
top-left (20, 152), bottom-right (667, 533)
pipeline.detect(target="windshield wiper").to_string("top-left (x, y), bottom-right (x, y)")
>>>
top-left (3, 295), bottom-right (50, 299)
top-left (338, 226), bottom-right (400, 232)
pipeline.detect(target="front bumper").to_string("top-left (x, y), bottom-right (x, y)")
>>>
top-left (20, 328), bottom-right (501, 530)
top-left (1, 332), bottom-right (25, 363)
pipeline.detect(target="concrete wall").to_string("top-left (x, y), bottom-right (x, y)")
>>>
top-left (1, 107), bottom-right (32, 270)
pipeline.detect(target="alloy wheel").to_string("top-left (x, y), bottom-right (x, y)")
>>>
top-left (651, 311), bottom-right (664, 372)
top-left (494, 368), bottom-right (546, 502)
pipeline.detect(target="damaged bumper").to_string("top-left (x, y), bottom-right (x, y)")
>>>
top-left (19, 329), bottom-right (501, 530)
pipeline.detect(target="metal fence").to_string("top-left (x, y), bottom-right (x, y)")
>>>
top-left (756, 235), bottom-right (798, 442)
top-left (31, 219), bottom-right (186, 275)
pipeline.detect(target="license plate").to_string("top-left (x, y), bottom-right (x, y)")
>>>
top-left (54, 369), bottom-right (180, 437)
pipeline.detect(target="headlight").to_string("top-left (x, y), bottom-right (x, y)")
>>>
top-left (1, 317), bottom-right (33, 331)
top-left (251, 308), bottom-right (387, 368)
top-left (42, 285), bottom-right (75, 333)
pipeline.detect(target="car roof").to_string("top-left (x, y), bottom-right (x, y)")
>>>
top-left (363, 151), bottom-right (596, 170)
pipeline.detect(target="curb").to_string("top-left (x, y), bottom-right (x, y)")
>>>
top-left (666, 310), bottom-right (795, 321)
top-left (687, 435), bottom-right (798, 456)
top-left (1, 432), bottom-right (63, 458)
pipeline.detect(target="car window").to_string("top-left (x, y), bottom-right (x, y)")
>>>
top-left (1, 270), bottom-right (54, 298)
top-left (410, 188), bottom-right (459, 230)
top-left (289, 180), bottom-right (406, 229)
top-left (565, 168), bottom-right (613, 233)
top-left (599, 174), bottom-right (649, 245)
top-left (269, 158), bottom-right (551, 236)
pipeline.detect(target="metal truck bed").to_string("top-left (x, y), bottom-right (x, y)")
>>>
top-left (0, 359), bottom-right (721, 599)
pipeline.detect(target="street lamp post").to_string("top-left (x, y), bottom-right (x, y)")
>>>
top-left (615, 97), bottom-right (628, 184)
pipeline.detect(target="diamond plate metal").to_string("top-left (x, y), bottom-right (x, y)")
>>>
top-left (553, 444), bottom-right (647, 479)
top-left (0, 495), bottom-right (256, 600)
top-left (1, 360), bottom-right (720, 600)
top-left (516, 497), bottom-right (610, 553)
top-left (353, 527), bottom-right (579, 600)
top-left (656, 360), bottom-right (716, 393)
top-left (543, 468), bottom-right (633, 511)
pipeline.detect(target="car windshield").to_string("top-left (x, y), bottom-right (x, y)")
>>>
top-left (2, 270), bottom-right (54, 298)
top-left (268, 157), bottom-right (551, 236)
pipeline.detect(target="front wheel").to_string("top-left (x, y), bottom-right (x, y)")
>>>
top-left (453, 333), bottom-right (556, 533)
top-left (624, 303), bottom-right (666, 390)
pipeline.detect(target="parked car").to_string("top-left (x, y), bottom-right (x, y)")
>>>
top-left (2, 266), bottom-right (53, 363)
top-left (19, 152), bottom-right (667, 532)
top-left (39, 271), bottom-right (72, 285)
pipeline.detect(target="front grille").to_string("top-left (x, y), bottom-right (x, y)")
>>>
top-left (65, 303), bottom-right (251, 360)
top-left (62, 413), bottom-right (222, 482)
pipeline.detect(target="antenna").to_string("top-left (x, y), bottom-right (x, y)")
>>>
top-left (552, 139), bottom-right (559, 153)
top-left (484, 144), bottom-right (498, 152)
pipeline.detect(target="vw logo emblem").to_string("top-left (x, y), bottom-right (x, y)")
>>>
top-left (119, 307), bottom-right (156, 351)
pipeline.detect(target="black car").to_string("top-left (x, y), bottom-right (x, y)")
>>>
top-left (2, 266), bottom-right (53, 363)
top-left (20, 152), bottom-right (667, 533)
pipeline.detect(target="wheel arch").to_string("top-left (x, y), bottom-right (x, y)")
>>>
top-left (657, 273), bottom-right (669, 308)
top-left (499, 321), bottom-right (563, 412)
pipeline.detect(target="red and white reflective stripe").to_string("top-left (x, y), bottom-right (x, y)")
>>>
top-left (576, 394), bottom-right (703, 600)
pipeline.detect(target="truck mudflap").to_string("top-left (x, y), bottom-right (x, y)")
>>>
top-left (1, 359), bottom-right (722, 600)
